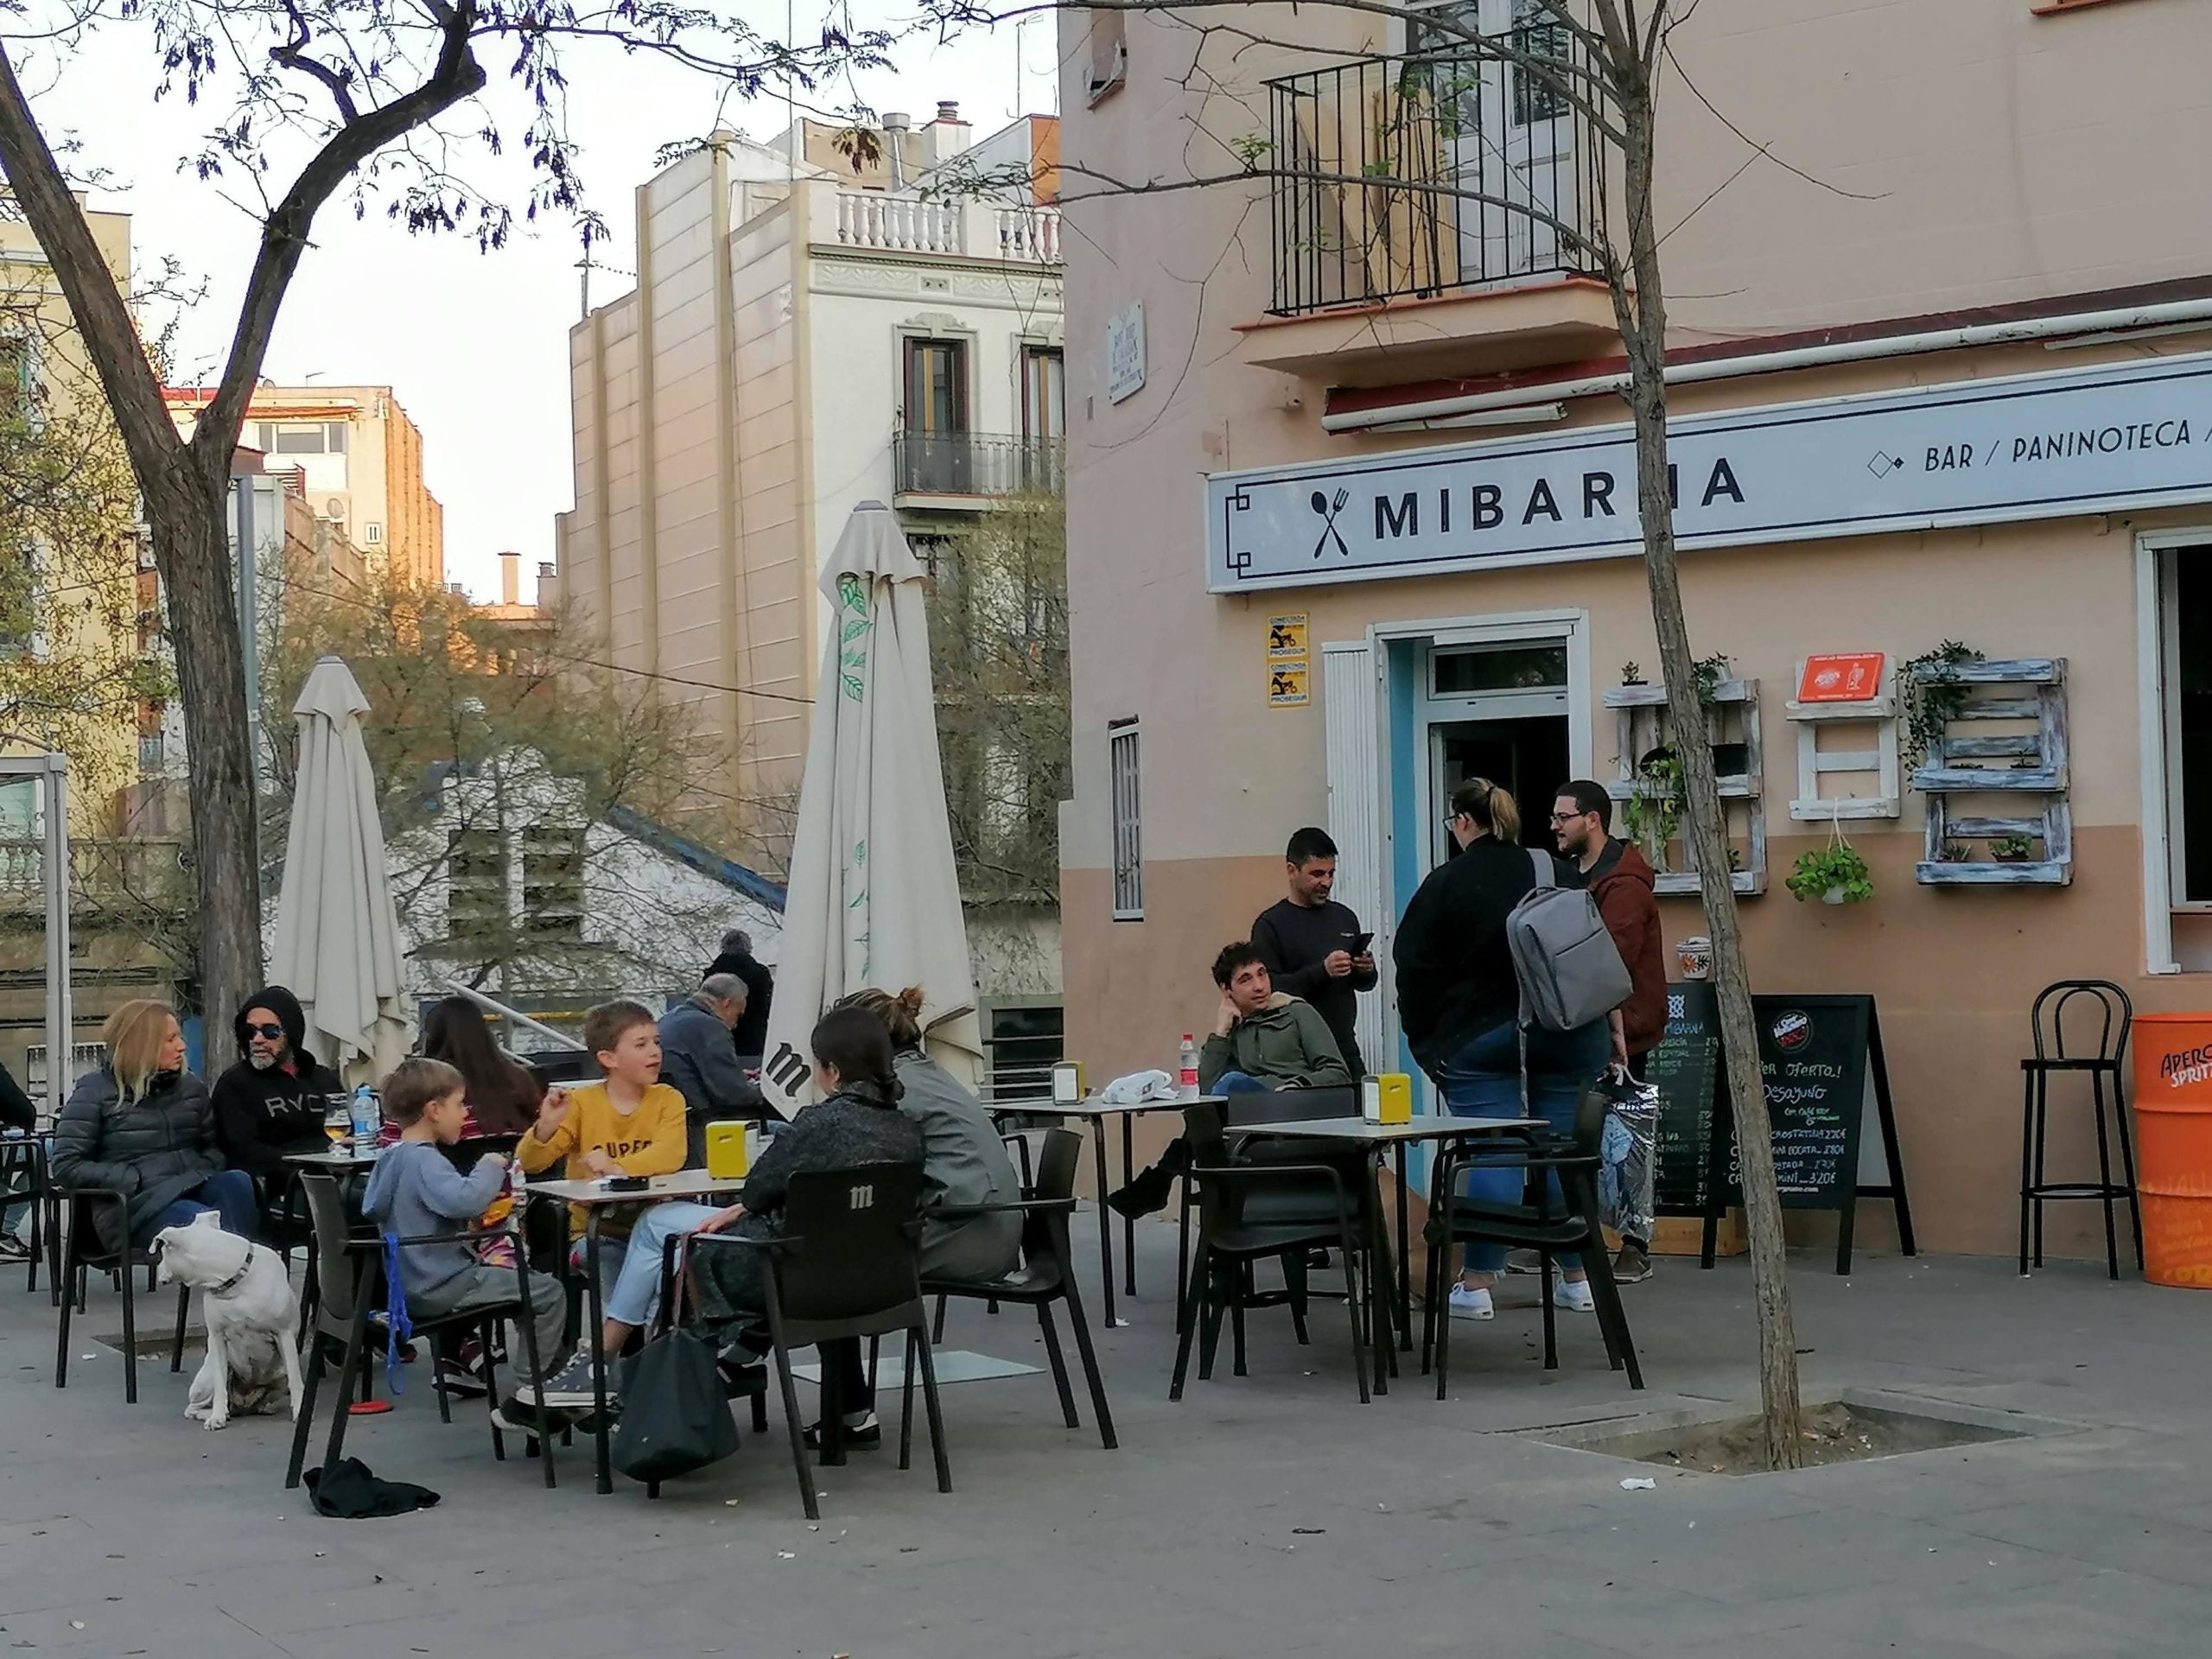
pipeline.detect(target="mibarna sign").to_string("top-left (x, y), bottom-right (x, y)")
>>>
top-left (1206, 351), bottom-right (2212, 592)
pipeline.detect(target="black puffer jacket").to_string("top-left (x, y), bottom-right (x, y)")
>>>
top-left (51, 1067), bottom-right (223, 1251)
top-left (212, 985), bottom-right (344, 1180)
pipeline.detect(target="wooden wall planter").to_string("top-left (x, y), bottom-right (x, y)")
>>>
top-left (1603, 679), bottom-right (1767, 897)
top-left (1909, 658), bottom-right (2072, 887)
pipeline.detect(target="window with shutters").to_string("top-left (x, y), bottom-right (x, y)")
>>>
top-left (1109, 721), bottom-right (1142, 919)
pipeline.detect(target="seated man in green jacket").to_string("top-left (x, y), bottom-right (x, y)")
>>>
top-left (1199, 941), bottom-right (1352, 1095)
top-left (1112, 941), bottom-right (1349, 1217)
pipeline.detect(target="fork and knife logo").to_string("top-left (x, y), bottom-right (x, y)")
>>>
top-left (1308, 487), bottom-right (1351, 559)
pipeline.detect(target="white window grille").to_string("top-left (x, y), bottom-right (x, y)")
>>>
top-left (1109, 721), bottom-right (1142, 919)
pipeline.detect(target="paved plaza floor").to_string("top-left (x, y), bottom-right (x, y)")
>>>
top-left (4, 1222), bottom-right (2211, 1657)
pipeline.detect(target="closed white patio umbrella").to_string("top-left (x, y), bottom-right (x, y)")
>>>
top-left (760, 501), bottom-right (982, 1115)
top-left (270, 655), bottom-right (410, 1082)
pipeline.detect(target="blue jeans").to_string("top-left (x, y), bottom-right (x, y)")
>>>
top-left (1212, 1071), bottom-right (1267, 1096)
top-left (601, 1202), bottom-right (723, 1328)
top-left (144, 1168), bottom-right (258, 1245)
top-left (1437, 1020), bottom-right (1608, 1274)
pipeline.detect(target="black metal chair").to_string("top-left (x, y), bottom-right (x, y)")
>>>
top-left (284, 1170), bottom-right (558, 1491)
top-left (2021, 980), bottom-right (2140, 1279)
top-left (1173, 1086), bottom-right (1362, 1338)
top-left (1426, 1086), bottom-right (1643, 1398)
top-left (923, 1128), bottom-right (1117, 1449)
top-left (0, 1133), bottom-right (49, 1295)
top-left (1173, 1099), bottom-right (1377, 1404)
top-left (692, 1162), bottom-right (949, 1522)
top-left (54, 1187), bottom-right (188, 1402)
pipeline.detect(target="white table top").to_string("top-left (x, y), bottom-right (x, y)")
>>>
top-left (524, 1169), bottom-right (746, 1205)
top-left (1245, 1115), bottom-right (1538, 1143)
top-left (993, 1093), bottom-right (1224, 1120)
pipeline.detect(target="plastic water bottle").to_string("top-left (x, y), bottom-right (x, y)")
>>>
top-left (1178, 1034), bottom-right (1198, 1097)
top-left (349, 1085), bottom-right (380, 1155)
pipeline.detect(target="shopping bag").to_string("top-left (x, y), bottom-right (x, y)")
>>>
top-left (1597, 1069), bottom-right (1660, 1243)
top-left (611, 1325), bottom-right (741, 1483)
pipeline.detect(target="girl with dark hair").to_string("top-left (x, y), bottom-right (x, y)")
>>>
top-left (533, 1006), bottom-right (925, 1428)
top-left (417, 996), bottom-right (545, 1137)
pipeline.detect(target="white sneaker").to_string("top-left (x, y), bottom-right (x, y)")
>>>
top-left (1553, 1280), bottom-right (1595, 1313)
top-left (1447, 1284), bottom-right (1494, 1321)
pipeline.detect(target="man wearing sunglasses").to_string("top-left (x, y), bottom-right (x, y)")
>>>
top-left (211, 986), bottom-right (345, 1193)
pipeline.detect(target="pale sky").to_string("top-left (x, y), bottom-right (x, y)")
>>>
top-left (18, 5), bottom-right (1059, 601)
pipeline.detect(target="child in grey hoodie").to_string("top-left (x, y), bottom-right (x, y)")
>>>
top-left (361, 1058), bottom-right (566, 1402)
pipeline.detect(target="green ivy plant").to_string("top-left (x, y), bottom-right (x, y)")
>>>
top-left (1786, 842), bottom-right (1874, 904)
top-left (1621, 747), bottom-right (1681, 867)
top-left (1693, 653), bottom-right (1731, 704)
top-left (1992, 833), bottom-right (2037, 861)
top-left (1903, 640), bottom-right (1982, 767)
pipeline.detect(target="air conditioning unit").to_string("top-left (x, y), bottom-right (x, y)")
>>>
top-left (364, 523), bottom-right (385, 546)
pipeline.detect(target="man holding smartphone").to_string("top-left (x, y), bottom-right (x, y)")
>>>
top-left (1250, 827), bottom-right (1378, 1079)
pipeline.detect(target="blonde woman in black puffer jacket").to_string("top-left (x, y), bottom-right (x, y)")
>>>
top-left (51, 1000), bottom-right (257, 1252)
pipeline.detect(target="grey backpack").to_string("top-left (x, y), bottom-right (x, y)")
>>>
top-left (1507, 849), bottom-right (1632, 1033)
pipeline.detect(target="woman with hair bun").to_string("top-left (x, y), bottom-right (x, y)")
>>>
top-left (839, 986), bottom-right (1021, 1284)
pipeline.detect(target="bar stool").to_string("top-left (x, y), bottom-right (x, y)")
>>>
top-left (2020, 980), bottom-right (2141, 1280)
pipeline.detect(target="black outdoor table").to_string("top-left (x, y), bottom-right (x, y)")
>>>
top-left (992, 1093), bottom-right (1224, 1330)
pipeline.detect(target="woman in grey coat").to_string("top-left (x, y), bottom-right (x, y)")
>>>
top-left (843, 987), bottom-right (1022, 1284)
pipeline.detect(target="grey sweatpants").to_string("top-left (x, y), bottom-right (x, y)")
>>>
top-left (410, 1264), bottom-right (569, 1380)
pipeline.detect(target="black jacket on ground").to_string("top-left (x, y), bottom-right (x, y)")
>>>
top-left (211, 985), bottom-right (344, 1180)
top-left (1250, 897), bottom-right (1376, 1077)
top-left (706, 949), bottom-right (774, 1058)
top-left (1395, 836), bottom-right (1576, 1076)
top-left (51, 1066), bottom-right (222, 1251)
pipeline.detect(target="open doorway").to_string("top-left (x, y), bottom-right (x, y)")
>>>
top-left (1430, 715), bottom-right (1571, 865)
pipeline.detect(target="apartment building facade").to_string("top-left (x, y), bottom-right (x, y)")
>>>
top-left (166, 384), bottom-right (445, 588)
top-left (1057, 0), bottom-right (2212, 1258)
top-left (555, 113), bottom-right (1067, 1014)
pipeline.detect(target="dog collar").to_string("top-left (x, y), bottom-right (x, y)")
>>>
top-left (209, 1243), bottom-right (257, 1298)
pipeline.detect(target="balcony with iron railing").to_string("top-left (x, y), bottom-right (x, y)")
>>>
top-left (1242, 43), bottom-right (1619, 384)
top-left (893, 431), bottom-right (1067, 501)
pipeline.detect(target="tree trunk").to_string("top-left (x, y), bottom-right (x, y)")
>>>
top-left (1611, 77), bottom-right (1803, 1470)
top-left (145, 461), bottom-right (264, 1029)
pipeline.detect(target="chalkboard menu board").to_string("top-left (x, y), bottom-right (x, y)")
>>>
top-left (1649, 982), bottom-right (1726, 1216)
top-left (1649, 986), bottom-right (1915, 1274)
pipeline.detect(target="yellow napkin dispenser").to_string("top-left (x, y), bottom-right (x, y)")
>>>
top-left (704, 1120), bottom-right (754, 1180)
top-left (1362, 1073), bottom-right (1413, 1124)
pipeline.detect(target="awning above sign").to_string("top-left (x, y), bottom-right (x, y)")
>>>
top-left (1207, 352), bottom-right (2212, 593)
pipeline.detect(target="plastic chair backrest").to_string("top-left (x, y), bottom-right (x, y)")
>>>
top-left (298, 1171), bottom-right (365, 1327)
top-left (1226, 1085), bottom-right (1358, 1128)
top-left (1020, 1128), bottom-right (1082, 1265)
top-left (2031, 979), bottom-right (2132, 1067)
top-left (776, 1162), bottom-right (925, 1323)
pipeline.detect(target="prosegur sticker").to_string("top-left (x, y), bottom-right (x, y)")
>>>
top-left (1268, 660), bottom-right (1310, 707)
top-left (1268, 613), bottom-right (1309, 658)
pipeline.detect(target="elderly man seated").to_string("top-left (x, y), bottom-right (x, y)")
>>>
top-left (658, 974), bottom-right (768, 1165)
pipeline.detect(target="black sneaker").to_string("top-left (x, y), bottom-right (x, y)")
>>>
top-left (0, 1232), bottom-right (29, 1263)
top-left (1503, 1249), bottom-right (1543, 1275)
top-left (435, 1357), bottom-right (490, 1399)
top-left (1611, 1242), bottom-right (1655, 1284)
top-left (803, 1414), bottom-right (881, 1451)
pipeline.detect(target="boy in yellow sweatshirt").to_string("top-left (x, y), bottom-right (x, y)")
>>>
top-left (518, 999), bottom-right (689, 1249)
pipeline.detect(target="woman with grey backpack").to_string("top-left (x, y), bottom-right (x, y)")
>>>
top-left (1394, 778), bottom-right (1612, 1323)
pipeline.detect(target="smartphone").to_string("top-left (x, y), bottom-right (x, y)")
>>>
top-left (1351, 931), bottom-right (1374, 953)
top-left (603, 1174), bottom-right (650, 1192)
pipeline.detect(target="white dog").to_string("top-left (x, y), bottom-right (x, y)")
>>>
top-left (153, 1211), bottom-right (304, 1430)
